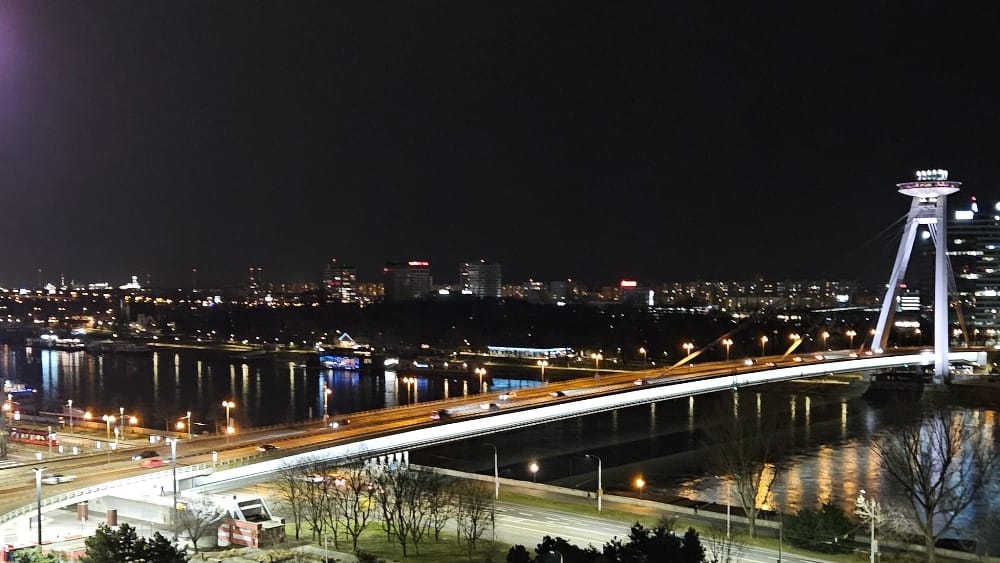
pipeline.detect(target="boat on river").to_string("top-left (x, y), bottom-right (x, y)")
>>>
top-left (3, 379), bottom-right (35, 395)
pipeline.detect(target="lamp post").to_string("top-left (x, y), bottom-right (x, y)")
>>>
top-left (635, 476), bottom-right (645, 500)
top-left (483, 443), bottom-right (499, 542)
top-left (721, 339), bottom-right (733, 362)
top-left (323, 385), bottom-right (331, 421)
top-left (536, 360), bottom-right (549, 383)
top-left (856, 489), bottom-right (882, 563)
top-left (778, 506), bottom-right (783, 563)
top-left (529, 461), bottom-right (539, 483)
top-left (221, 401), bottom-right (234, 443)
top-left (760, 335), bottom-right (768, 356)
top-left (585, 454), bottom-right (603, 512)
top-left (101, 414), bottom-right (115, 440)
top-left (483, 443), bottom-right (499, 500)
top-left (32, 467), bottom-right (45, 546)
top-left (474, 367), bottom-right (487, 392)
top-left (682, 342), bottom-right (694, 358)
top-left (176, 412), bottom-right (193, 440)
top-left (119, 406), bottom-right (124, 437)
top-left (169, 438), bottom-right (178, 521)
top-left (846, 329), bottom-right (857, 349)
top-left (590, 353), bottom-right (602, 376)
top-left (638, 347), bottom-right (647, 368)
top-left (821, 330), bottom-right (830, 349)
top-left (715, 477), bottom-right (731, 540)
top-left (67, 399), bottom-right (74, 433)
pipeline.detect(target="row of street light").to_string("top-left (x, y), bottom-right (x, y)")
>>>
top-left (60, 398), bottom-right (238, 442)
top-left (485, 445), bottom-right (648, 513)
top-left (616, 328), bottom-right (877, 367)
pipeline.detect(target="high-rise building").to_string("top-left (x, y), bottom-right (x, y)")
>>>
top-left (383, 261), bottom-right (432, 302)
top-left (459, 260), bottom-right (502, 298)
top-left (322, 259), bottom-right (357, 304)
top-left (949, 197), bottom-right (1000, 342)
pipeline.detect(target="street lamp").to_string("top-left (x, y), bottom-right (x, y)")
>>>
top-left (483, 443), bottom-right (499, 499)
top-left (536, 360), bottom-right (549, 383)
top-left (32, 467), bottom-right (46, 546)
top-left (682, 342), bottom-right (694, 358)
top-left (176, 412), bottom-right (193, 440)
top-left (221, 400), bottom-right (235, 442)
top-left (716, 477), bottom-right (732, 540)
top-left (585, 454), bottom-right (603, 512)
top-left (483, 442), bottom-right (499, 543)
top-left (67, 399), bottom-right (74, 433)
top-left (760, 335), bottom-right (769, 356)
top-left (846, 329), bottom-right (857, 349)
top-left (529, 461), bottom-right (539, 483)
top-left (721, 338), bottom-right (733, 361)
top-left (638, 347), bottom-right (647, 368)
top-left (590, 353), bottom-right (602, 376)
top-left (821, 330), bottom-right (830, 349)
top-left (635, 476), bottom-right (645, 500)
top-left (168, 438), bottom-right (178, 521)
top-left (101, 414), bottom-right (116, 440)
top-left (323, 385), bottom-right (331, 421)
top-left (474, 367), bottom-right (487, 392)
top-left (856, 489), bottom-right (883, 563)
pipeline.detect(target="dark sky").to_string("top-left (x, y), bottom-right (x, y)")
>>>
top-left (2, 3), bottom-right (999, 288)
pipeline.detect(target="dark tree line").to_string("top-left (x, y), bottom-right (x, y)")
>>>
top-left (507, 522), bottom-right (706, 563)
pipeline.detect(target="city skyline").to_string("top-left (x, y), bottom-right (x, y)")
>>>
top-left (2, 4), bottom-right (999, 287)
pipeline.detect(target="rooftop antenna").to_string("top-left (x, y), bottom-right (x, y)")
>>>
top-left (872, 169), bottom-right (960, 384)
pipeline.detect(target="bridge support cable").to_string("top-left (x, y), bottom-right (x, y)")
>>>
top-left (872, 201), bottom-right (922, 352)
top-left (927, 226), bottom-right (970, 348)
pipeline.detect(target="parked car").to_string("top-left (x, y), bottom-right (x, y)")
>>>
top-left (256, 444), bottom-right (278, 452)
top-left (41, 473), bottom-right (76, 485)
top-left (329, 418), bottom-right (351, 429)
top-left (131, 450), bottom-right (159, 461)
top-left (140, 457), bottom-right (165, 468)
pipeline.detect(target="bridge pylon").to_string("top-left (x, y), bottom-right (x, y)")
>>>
top-left (872, 169), bottom-right (960, 384)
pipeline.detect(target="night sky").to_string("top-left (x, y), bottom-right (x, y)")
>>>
top-left (2, 3), bottom-right (999, 288)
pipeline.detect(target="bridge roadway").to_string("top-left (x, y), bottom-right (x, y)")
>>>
top-left (0, 347), bottom-right (984, 532)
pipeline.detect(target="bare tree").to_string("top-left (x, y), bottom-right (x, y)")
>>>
top-left (454, 480), bottom-right (493, 557)
top-left (273, 461), bottom-right (309, 540)
top-left (871, 409), bottom-right (998, 563)
top-left (374, 466), bottom-right (440, 556)
top-left (427, 477), bottom-right (456, 542)
top-left (706, 403), bottom-right (783, 538)
top-left (174, 496), bottom-right (225, 554)
top-left (330, 458), bottom-right (376, 552)
top-left (702, 523), bottom-right (746, 563)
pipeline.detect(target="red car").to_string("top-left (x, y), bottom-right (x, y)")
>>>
top-left (140, 457), bottom-right (165, 468)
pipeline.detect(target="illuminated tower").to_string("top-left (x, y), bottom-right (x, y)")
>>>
top-left (872, 169), bottom-right (960, 383)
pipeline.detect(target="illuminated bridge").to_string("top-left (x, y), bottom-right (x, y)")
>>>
top-left (1, 346), bottom-right (984, 542)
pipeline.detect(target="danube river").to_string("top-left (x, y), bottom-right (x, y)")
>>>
top-left (5, 346), bottom-right (999, 549)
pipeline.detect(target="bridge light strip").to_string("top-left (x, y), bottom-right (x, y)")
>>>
top-left (193, 350), bottom-right (983, 489)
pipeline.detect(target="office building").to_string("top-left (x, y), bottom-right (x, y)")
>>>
top-left (950, 197), bottom-right (1000, 342)
top-left (383, 261), bottom-right (432, 302)
top-left (460, 260), bottom-right (502, 298)
top-left (322, 259), bottom-right (357, 304)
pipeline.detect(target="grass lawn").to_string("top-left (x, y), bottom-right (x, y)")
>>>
top-left (287, 522), bottom-right (508, 562)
